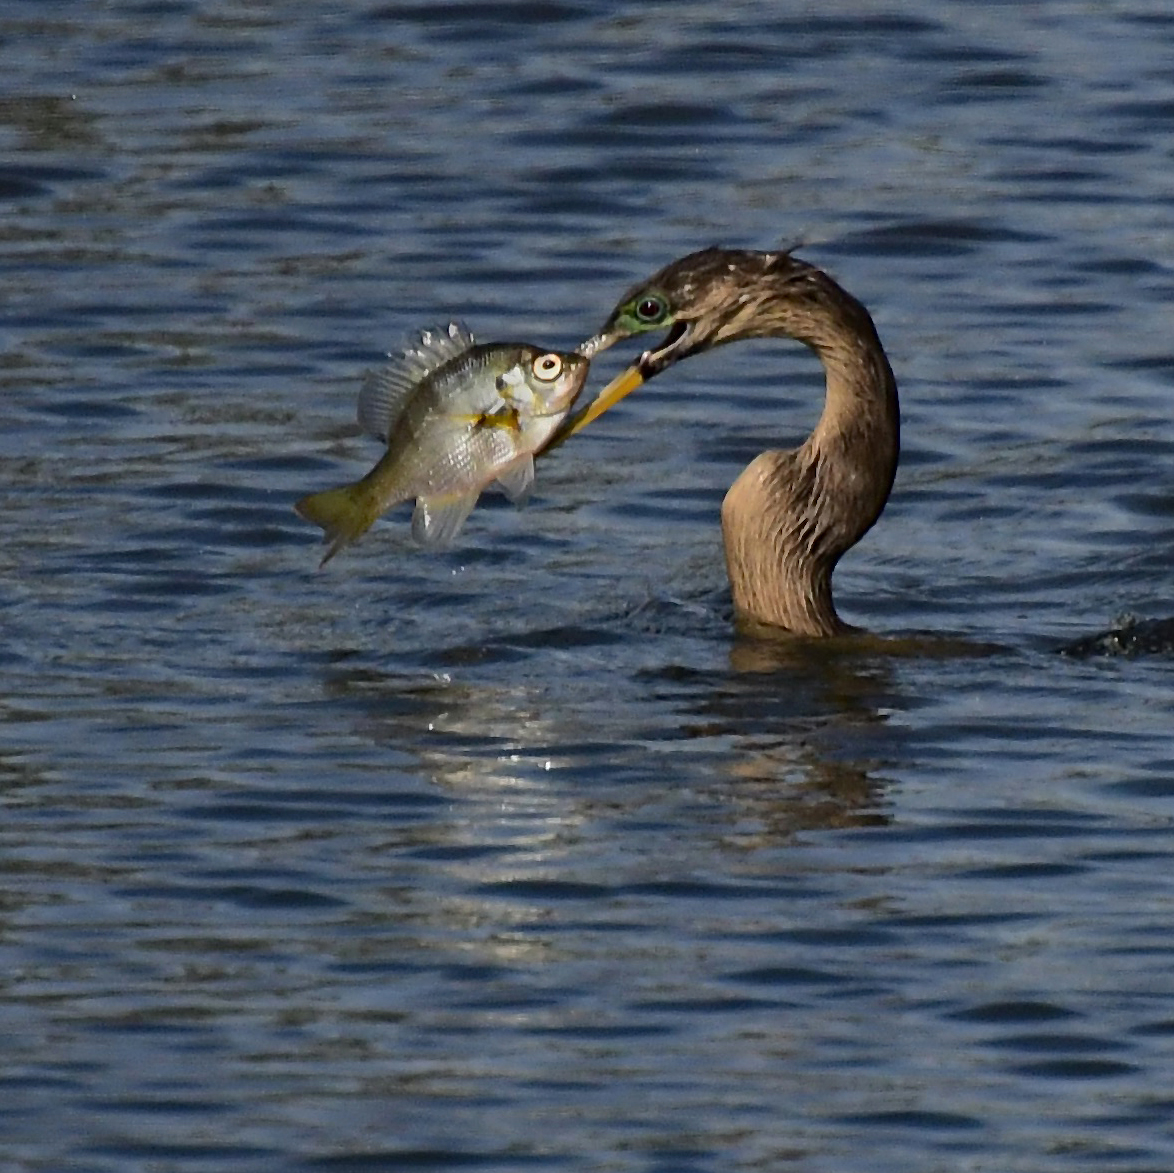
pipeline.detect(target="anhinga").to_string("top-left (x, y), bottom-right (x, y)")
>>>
top-left (563, 248), bottom-right (899, 637)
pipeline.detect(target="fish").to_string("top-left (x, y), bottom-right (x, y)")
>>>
top-left (295, 323), bottom-right (590, 565)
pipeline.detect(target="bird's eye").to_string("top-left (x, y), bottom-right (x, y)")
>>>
top-left (635, 295), bottom-right (668, 323)
top-left (531, 353), bottom-right (563, 381)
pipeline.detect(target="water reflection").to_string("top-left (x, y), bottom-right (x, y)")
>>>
top-left (320, 619), bottom-right (900, 858)
top-left (0, 93), bottom-right (102, 151)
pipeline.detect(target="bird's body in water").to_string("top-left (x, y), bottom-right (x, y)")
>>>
top-left (1060, 614), bottom-right (1174, 658)
top-left (562, 247), bottom-right (899, 637)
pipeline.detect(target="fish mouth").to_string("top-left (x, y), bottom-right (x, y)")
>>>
top-left (559, 320), bottom-right (694, 439)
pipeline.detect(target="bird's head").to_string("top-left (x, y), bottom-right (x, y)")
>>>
top-left (565, 248), bottom-right (815, 437)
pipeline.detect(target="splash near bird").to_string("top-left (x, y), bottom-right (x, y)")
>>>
top-left (296, 323), bottom-right (590, 564)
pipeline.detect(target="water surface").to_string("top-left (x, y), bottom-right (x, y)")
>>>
top-left (4, 3), bottom-right (1174, 1171)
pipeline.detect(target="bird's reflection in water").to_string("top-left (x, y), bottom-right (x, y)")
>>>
top-left (652, 627), bottom-right (901, 844)
top-left (316, 616), bottom-right (908, 867)
top-left (308, 632), bottom-right (909, 979)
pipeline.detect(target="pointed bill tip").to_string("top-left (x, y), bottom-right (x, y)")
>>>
top-left (574, 332), bottom-right (613, 360)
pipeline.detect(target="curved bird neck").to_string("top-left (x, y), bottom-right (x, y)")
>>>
top-left (718, 262), bottom-right (899, 636)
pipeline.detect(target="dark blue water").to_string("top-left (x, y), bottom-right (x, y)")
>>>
top-left (4, 3), bottom-right (1174, 1171)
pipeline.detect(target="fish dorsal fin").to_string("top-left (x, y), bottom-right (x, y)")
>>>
top-left (357, 321), bottom-right (475, 442)
top-left (411, 490), bottom-right (481, 548)
top-left (494, 456), bottom-right (535, 505)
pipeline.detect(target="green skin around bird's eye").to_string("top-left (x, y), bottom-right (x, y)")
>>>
top-left (616, 291), bottom-right (672, 335)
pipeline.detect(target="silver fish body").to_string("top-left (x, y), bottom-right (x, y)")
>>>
top-left (296, 324), bottom-right (589, 563)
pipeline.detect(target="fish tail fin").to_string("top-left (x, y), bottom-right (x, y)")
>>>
top-left (295, 483), bottom-right (376, 566)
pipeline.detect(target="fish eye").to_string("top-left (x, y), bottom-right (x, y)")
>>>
top-left (532, 353), bottom-right (563, 381)
top-left (634, 295), bottom-right (668, 324)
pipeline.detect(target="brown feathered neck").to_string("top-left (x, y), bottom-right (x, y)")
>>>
top-left (650, 250), bottom-right (899, 636)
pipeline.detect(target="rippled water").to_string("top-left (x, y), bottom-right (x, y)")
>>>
top-left (4, 3), bottom-right (1174, 1171)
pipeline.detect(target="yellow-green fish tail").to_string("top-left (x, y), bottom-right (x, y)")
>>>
top-left (294, 483), bottom-right (378, 567)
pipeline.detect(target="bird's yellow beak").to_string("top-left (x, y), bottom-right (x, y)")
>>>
top-left (558, 362), bottom-right (646, 440)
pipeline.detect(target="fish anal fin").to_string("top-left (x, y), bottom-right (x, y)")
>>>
top-left (411, 491), bottom-right (480, 548)
top-left (494, 456), bottom-right (535, 505)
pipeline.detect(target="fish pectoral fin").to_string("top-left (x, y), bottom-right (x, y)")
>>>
top-left (477, 405), bottom-right (521, 431)
top-left (494, 456), bottom-right (535, 506)
top-left (411, 491), bottom-right (481, 548)
top-left (450, 406), bottom-right (520, 431)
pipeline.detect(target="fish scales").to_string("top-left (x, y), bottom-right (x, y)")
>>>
top-left (295, 324), bottom-right (590, 564)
